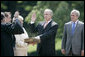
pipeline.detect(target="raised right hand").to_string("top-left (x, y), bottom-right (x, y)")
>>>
top-left (31, 12), bottom-right (36, 22)
top-left (14, 11), bottom-right (19, 18)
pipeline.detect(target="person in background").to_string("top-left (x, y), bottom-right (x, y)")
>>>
top-left (61, 9), bottom-right (84, 56)
top-left (13, 11), bottom-right (29, 56)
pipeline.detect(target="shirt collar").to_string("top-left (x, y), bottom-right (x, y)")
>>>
top-left (71, 20), bottom-right (78, 24)
top-left (71, 20), bottom-right (79, 27)
top-left (45, 19), bottom-right (52, 24)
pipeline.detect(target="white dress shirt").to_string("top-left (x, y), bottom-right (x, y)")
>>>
top-left (14, 27), bottom-right (29, 47)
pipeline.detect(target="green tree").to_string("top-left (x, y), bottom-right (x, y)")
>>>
top-left (25, 1), bottom-right (84, 38)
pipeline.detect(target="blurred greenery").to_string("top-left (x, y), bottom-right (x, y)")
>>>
top-left (1, 1), bottom-right (37, 18)
top-left (25, 1), bottom-right (84, 38)
top-left (1, 1), bottom-right (84, 56)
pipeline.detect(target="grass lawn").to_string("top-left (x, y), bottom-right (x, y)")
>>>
top-left (27, 38), bottom-right (64, 56)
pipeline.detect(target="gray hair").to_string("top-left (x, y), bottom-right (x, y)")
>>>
top-left (70, 9), bottom-right (80, 18)
top-left (13, 15), bottom-right (23, 21)
top-left (18, 15), bottom-right (24, 21)
top-left (44, 9), bottom-right (53, 16)
top-left (1, 12), bottom-right (5, 20)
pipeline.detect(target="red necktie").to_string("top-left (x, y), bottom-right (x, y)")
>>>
top-left (44, 22), bottom-right (48, 28)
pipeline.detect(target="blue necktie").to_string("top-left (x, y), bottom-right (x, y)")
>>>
top-left (72, 22), bottom-right (75, 35)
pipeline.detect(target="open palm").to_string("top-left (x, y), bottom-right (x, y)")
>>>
top-left (31, 12), bottom-right (36, 22)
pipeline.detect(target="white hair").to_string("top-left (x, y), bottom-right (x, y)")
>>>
top-left (70, 9), bottom-right (80, 18)
top-left (18, 15), bottom-right (24, 20)
top-left (44, 9), bottom-right (53, 16)
top-left (13, 15), bottom-right (23, 21)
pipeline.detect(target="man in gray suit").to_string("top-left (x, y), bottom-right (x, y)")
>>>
top-left (61, 9), bottom-right (84, 56)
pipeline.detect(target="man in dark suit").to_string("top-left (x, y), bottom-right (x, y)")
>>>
top-left (61, 9), bottom-right (84, 56)
top-left (29, 9), bottom-right (58, 56)
top-left (1, 12), bottom-right (24, 56)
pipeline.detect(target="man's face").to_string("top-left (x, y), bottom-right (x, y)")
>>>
top-left (5, 14), bottom-right (11, 23)
top-left (44, 11), bottom-right (52, 21)
top-left (70, 12), bottom-right (78, 22)
top-left (14, 11), bottom-right (19, 18)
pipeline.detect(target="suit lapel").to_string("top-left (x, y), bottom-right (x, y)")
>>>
top-left (69, 22), bottom-right (72, 36)
top-left (43, 20), bottom-right (52, 31)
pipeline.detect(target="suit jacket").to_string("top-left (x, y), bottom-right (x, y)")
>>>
top-left (62, 20), bottom-right (84, 55)
top-left (1, 19), bottom-right (24, 56)
top-left (29, 20), bottom-right (58, 56)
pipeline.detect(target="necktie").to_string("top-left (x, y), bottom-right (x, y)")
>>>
top-left (44, 22), bottom-right (48, 28)
top-left (72, 22), bottom-right (75, 35)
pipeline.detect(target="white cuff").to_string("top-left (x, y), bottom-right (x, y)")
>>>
top-left (30, 21), bottom-right (35, 24)
top-left (35, 36), bottom-right (40, 40)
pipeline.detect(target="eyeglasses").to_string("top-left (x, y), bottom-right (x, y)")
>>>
top-left (44, 14), bottom-right (51, 15)
top-left (71, 15), bottom-right (77, 17)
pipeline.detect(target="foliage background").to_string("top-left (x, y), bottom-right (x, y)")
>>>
top-left (1, 1), bottom-right (84, 56)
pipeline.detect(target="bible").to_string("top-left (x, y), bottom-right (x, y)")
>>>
top-left (24, 37), bottom-right (40, 43)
